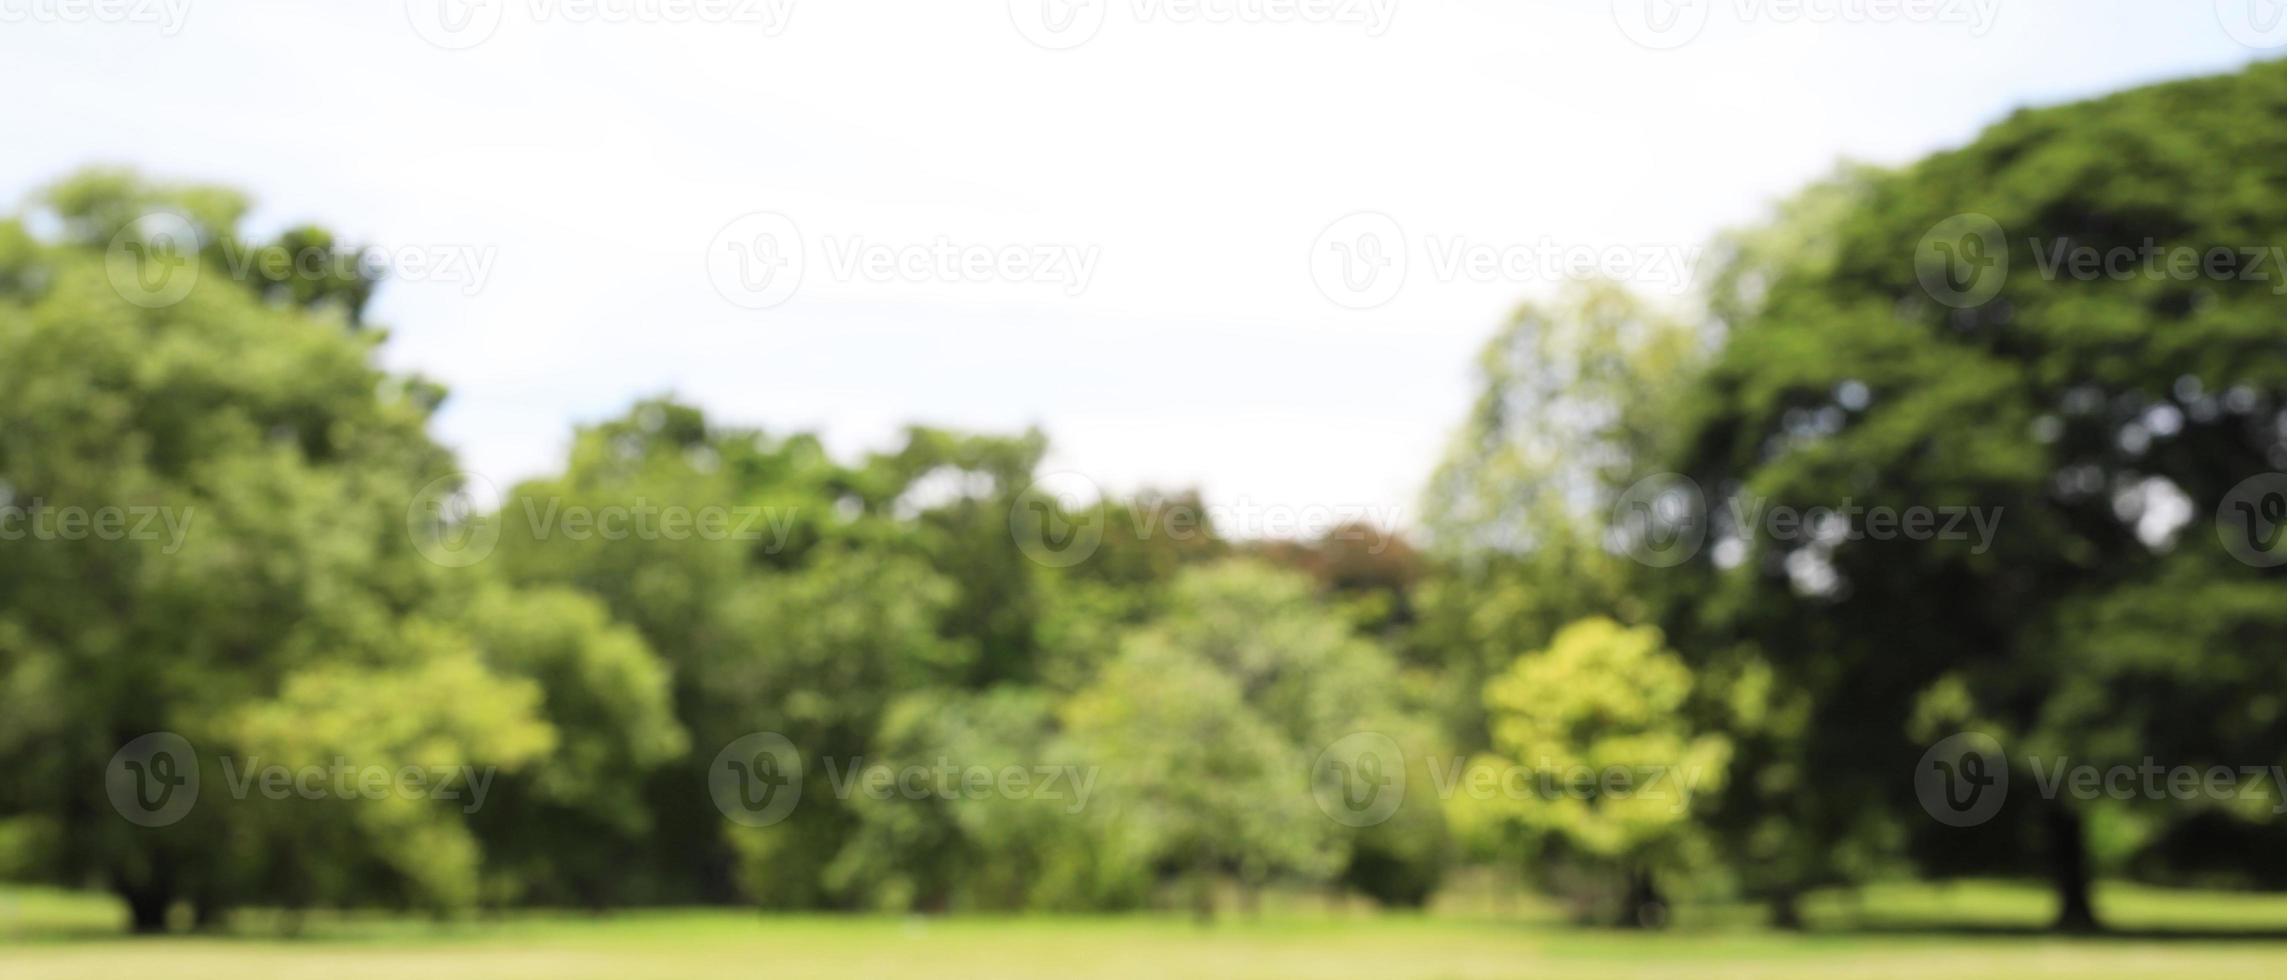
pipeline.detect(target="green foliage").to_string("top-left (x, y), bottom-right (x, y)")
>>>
top-left (825, 687), bottom-right (1127, 911)
top-left (1424, 279), bottom-right (1702, 560)
top-left (1064, 630), bottom-right (1339, 904)
top-left (17, 55), bottom-right (2287, 936)
top-left (457, 585), bottom-right (687, 905)
top-left (1457, 618), bottom-right (1727, 921)
top-left (223, 626), bottom-right (557, 911)
top-left (0, 171), bottom-right (630, 927)
top-left (1659, 58), bottom-right (2287, 925)
top-left (1065, 561), bottom-right (1447, 915)
top-left (1416, 281), bottom-right (1705, 750)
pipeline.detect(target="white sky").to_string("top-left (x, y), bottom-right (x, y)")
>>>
top-left (1, 1), bottom-right (2275, 535)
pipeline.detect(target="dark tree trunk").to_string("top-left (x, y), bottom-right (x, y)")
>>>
top-left (1617, 867), bottom-right (1666, 929)
top-left (2046, 804), bottom-right (2101, 933)
top-left (1767, 889), bottom-right (1804, 931)
top-left (114, 852), bottom-right (180, 936)
top-left (190, 897), bottom-right (226, 932)
top-left (188, 874), bottom-right (231, 933)
top-left (119, 881), bottom-right (173, 934)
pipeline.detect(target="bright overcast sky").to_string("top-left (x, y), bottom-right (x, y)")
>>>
top-left (1, 1), bottom-right (2276, 535)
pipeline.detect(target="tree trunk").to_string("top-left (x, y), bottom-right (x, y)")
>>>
top-left (190, 897), bottom-right (227, 932)
top-left (1767, 889), bottom-right (1804, 931)
top-left (187, 873), bottom-right (232, 933)
top-left (1617, 867), bottom-right (1666, 929)
top-left (118, 881), bottom-right (173, 935)
top-left (2046, 804), bottom-right (2101, 933)
top-left (113, 852), bottom-right (181, 936)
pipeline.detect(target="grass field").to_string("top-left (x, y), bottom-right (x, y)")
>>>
top-left (6, 882), bottom-right (2287, 978)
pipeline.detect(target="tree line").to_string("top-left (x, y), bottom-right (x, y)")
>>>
top-left (6, 59), bottom-right (2287, 934)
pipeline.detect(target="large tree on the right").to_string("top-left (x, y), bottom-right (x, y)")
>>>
top-left (1665, 57), bottom-right (2287, 932)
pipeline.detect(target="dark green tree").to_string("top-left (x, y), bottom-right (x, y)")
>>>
top-left (1664, 59), bottom-right (2287, 932)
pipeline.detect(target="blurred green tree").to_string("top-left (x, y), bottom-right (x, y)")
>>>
top-left (1416, 281), bottom-right (1705, 751)
top-left (1664, 58), bottom-right (2287, 931)
top-left (0, 171), bottom-right (675, 930)
top-left (1065, 561), bottom-right (1447, 916)
top-left (1454, 617), bottom-right (1729, 927)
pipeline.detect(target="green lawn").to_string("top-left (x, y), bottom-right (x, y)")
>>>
top-left (5, 882), bottom-right (2287, 979)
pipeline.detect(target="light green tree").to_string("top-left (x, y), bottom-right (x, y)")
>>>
top-left (1415, 281), bottom-right (1705, 750)
top-left (1062, 561), bottom-right (1446, 916)
top-left (1460, 617), bottom-right (1729, 927)
top-left (824, 687), bottom-right (1133, 912)
top-left (1062, 636), bottom-right (1333, 920)
top-left (710, 548), bottom-right (968, 908)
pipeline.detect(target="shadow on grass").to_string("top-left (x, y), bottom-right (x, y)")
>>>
top-left (16, 902), bottom-right (2287, 948)
top-left (1, 913), bottom-right (542, 947)
top-left (1816, 921), bottom-right (2287, 942)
